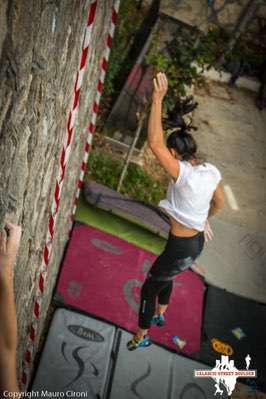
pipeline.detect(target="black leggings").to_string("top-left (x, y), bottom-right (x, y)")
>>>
top-left (138, 231), bottom-right (204, 329)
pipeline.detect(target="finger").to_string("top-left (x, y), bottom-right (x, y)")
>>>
top-left (0, 229), bottom-right (7, 254)
top-left (206, 232), bottom-right (212, 242)
top-left (207, 225), bottom-right (214, 239)
top-left (208, 230), bottom-right (214, 240)
top-left (5, 221), bottom-right (21, 236)
top-left (205, 221), bottom-right (213, 239)
top-left (207, 228), bottom-right (213, 238)
top-left (157, 73), bottom-right (165, 89)
top-left (156, 72), bottom-right (163, 81)
top-left (154, 74), bottom-right (161, 90)
top-left (160, 74), bottom-right (168, 91)
top-left (205, 231), bottom-right (213, 243)
top-left (5, 222), bottom-right (22, 251)
top-left (153, 78), bottom-right (159, 91)
top-left (161, 73), bottom-right (168, 86)
top-left (159, 71), bottom-right (167, 81)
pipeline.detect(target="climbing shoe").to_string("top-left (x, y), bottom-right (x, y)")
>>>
top-left (151, 314), bottom-right (165, 327)
top-left (127, 335), bottom-right (151, 351)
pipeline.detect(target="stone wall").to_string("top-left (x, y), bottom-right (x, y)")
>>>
top-left (0, 0), bottom-right (115, 381)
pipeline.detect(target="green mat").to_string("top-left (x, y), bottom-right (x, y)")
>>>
top-left (75, 196), bottom-right (166, 255)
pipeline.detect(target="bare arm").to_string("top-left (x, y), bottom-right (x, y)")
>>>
top-left (204, 184), bottom-right (224, 244)
top-left (0, 223), bottom-right (21, 395)
top-left (208, 184), bottom-right (225, 218)
top-left (148, 72), bottom-right (181, 179)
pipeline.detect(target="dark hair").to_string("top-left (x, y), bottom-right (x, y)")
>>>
top-left (166, 128), bottom-right (198, 161)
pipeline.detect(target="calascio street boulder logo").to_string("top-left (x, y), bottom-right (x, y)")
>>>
top-left (194, 355), bottom-right (256, 396)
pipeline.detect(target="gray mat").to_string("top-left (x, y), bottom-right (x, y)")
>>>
top-left (32, 309), bottom-right (115, 396)
top-left (84, 181), bottom-right (169, 238)
top-left (171, 355), bottom-right (228, 399)
top-left (198, 218), bottom-right (266, 303)
top-left (109, 330), bottom-right (173, 399)
top-left (109, 329), bottom-right (228, 399)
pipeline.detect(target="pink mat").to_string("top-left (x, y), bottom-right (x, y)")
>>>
top-left (56, 224), bottom-right (205, 354)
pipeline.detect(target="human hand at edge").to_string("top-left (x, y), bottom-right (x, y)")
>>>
top-left (0, 222), bottom-right (21, 280)
top-left (152, 72), bottom-right (168, 102)
top-left (204, 219), bottom-right (214, 244)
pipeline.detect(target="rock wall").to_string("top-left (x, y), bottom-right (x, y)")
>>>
top-left (0, 0), bottom-right (115, 381)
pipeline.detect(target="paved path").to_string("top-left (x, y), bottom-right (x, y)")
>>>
top-left (194, 81), bottom-right (266, 303)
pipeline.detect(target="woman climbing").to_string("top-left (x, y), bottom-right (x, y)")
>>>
top-left (127, 72), bottom-right (224, 350)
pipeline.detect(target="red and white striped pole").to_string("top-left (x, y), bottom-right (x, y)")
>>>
top-left (72, 0), bottom-right (120, 217)
top-left (21, 1), bottom-right (98, 388)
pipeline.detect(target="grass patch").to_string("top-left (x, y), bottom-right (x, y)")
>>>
top-left (86, 150), bottom-right (167, 207)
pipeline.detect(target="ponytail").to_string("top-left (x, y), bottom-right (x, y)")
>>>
top-left (166, 126), bottom-right (198, 161)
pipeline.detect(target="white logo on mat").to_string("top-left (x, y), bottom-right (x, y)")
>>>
top-left (194, 355), bottom-right (256, 396)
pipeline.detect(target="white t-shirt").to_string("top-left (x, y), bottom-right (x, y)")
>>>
top-left (159, 161), bottom-right (222, 232)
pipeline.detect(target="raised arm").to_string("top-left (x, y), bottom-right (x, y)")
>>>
top-left (0, 222), bottom-right (21, 396)
top-left (148, 72), bottom-right (181, 180)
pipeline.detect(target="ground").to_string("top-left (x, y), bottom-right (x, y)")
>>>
top-left (194, 80), bottom-right (266, 232)
top-left (190, 80), bottom-right (266, 305)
